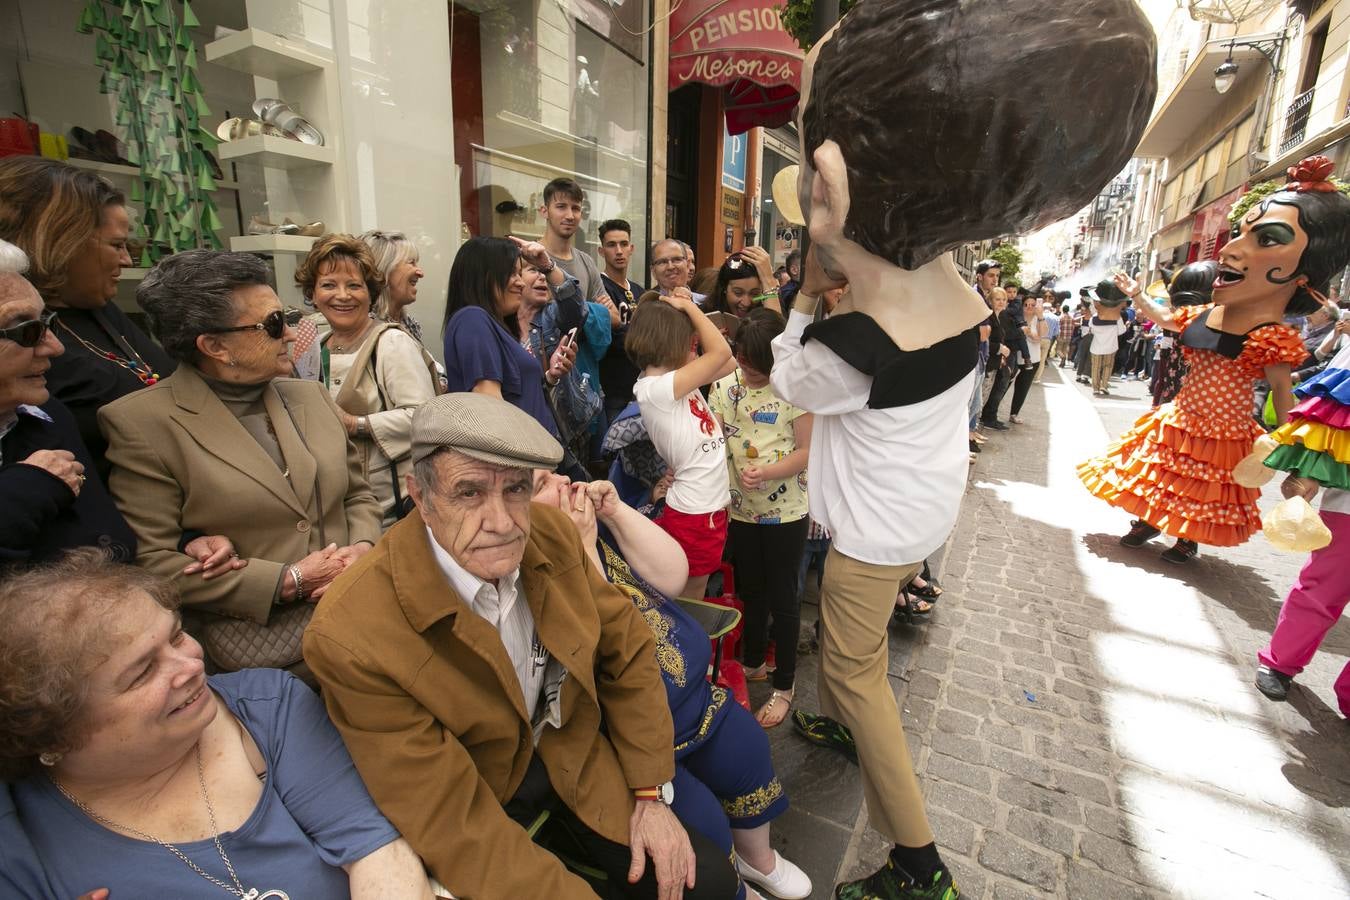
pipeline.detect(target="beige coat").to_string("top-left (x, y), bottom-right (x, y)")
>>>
top-left (99, 365), bottom-right (382, 623)
top-left (325, 324), bottom-right (438, 520)
top-left (303, 506), bottom-right (676, 900)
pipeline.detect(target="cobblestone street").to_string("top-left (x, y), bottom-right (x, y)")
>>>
top-left (761, 364), bottom-right (1350, 900)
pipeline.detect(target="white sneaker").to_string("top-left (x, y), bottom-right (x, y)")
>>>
top-left (737, 850), bottom-right (812, 900)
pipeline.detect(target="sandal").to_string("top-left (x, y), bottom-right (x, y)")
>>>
top-left (755, 689), bottom-right (794, 729)
top-left (791, 710), bottom-right (857, 762)
top-left (252, 98), bottom-right (326, 146)
top-left (743, 661), bottom-right (774, 682)
top-left (908, 576), bottom-right (943, 601)
top-left (891, 591), bottom-right (932, 627)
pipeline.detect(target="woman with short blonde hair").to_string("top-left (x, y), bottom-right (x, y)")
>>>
top-left (359, 230), bottom-right (426, 343)
top-left (298, 234), bottom-right (437, 524)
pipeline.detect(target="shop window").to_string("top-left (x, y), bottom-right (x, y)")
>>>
top-left (758, 145), bottom-right (800, 269)
top-left (450, 0), bottom-right (650, 272)
top-left (1223, 115), bottom-right (1255, 192)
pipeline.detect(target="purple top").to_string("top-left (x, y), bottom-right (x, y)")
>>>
top-left (443, 305), bottom-right (560, 438)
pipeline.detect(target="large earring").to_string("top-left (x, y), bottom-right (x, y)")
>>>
top-left (39, 751), bottom-right (62, 766)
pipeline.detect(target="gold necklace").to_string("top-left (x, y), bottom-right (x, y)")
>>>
top-left (52, 743), bottom-right (290, 899)
top-left (328, 320), bottom-right (373, 353)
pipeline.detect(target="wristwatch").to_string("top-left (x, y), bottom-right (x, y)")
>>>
top-left (635, 781), bottom-right (675, 804)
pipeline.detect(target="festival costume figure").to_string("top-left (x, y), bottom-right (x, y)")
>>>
top-left (1254, 341), bottom-right (1350, 715)
top-left (1078, 304), bottom-right (1306, 546)
top-left (1079, 156), bottom-right (1350, 564)
top-left (771, 3), bottom-right (1157, 897)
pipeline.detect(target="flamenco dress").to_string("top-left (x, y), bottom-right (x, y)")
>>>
top-left (1078, 304), bottom-right (1306, 547)
top-left (1256, 343), bottom-right (1350, 715)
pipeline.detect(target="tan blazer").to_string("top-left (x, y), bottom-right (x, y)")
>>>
top-left (99, 365), bottom-right (382, 623)
top-left (303, 506), bottom-right (676, 900)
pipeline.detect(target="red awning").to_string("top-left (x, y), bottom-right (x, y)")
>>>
top-left (670, 0), bottom-right (803, 132)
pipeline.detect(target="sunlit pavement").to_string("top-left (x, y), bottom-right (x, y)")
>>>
top-left (755, 364), bottom-right (1349, 899)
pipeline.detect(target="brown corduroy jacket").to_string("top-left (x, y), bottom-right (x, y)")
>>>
top-left (303, 505), bottom-right (675, 899)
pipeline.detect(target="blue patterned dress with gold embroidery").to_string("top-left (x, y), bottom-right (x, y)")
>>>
top-left (598, 537), bottom-right (788, 852)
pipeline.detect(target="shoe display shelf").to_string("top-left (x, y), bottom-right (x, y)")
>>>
top-left (66, 155), bottom-right (243, 191)
top-left (204, 27), bottom-right (348, 306)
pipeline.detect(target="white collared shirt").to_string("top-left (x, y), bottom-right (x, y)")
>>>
top-left (770, 310), bottom-right (975, 566)
top-left (425, 527), bottom-right (547, 720)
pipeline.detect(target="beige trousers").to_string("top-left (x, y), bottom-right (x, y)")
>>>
top-left (1033, 338), bottom-right (1052, 382)
top-left (818, 547), bottom-right (932, 847)
top-left (1091, 352), bottom-right (1115, 392)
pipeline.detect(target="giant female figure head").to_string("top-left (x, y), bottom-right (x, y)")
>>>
top-left (1217, 157), bottom-right (1350, 316)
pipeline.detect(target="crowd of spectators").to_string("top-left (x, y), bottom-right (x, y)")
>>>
top-left (0, 162), bottom-right (836, 899)
top-left (6, 156), bottom-right (1349, 897)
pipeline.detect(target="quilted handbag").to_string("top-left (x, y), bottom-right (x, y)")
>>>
top-left (202, 603), bottom-right (313, 671)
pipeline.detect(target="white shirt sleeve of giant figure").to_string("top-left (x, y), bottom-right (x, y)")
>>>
top-left (771, 310), bottom-right (872, 415)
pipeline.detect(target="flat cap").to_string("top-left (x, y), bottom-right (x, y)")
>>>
top-left (410, 393), bottom-right (563, 469)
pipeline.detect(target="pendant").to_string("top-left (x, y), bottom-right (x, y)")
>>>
top-left (241, 890), bottom-right (290, 900)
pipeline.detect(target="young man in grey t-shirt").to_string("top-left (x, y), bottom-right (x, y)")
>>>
top-left (539, 177), bottom-right (605, 301)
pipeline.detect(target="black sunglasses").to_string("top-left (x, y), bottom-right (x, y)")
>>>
top-left (211, 308), bottom-right (304, 340)
top-left (0, 309), bottom-right (58, 348)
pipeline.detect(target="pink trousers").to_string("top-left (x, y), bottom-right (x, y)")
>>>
top-left (1257, 509), bottom-right (1350, 717)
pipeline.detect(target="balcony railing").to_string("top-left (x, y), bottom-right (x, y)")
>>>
top-left (1280, 88), bottom-right (1315, 156)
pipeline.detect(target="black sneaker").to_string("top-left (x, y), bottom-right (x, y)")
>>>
top-left (981, 419), bottom-right (1009, 431)
top-left (792, 710), bottom-right (857, 762)
top-left (1160, 539), bottom-right (1199, 564)
top-left (835, 860), bottom-right (959, 900)
top-left (968, 440), bottom-right (982, 454)
top-left (1119, 520), bottom-right (1161, 548)
top-left (1255, 665), bottom-right (1293, 701)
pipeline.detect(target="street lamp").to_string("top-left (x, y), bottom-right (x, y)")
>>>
top-left (1210, 36), bottom-right (1283, 94)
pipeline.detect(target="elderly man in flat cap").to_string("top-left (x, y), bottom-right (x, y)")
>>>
top-left (304, 393), bottom-right (738, 900)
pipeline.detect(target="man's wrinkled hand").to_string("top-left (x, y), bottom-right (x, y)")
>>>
top-left (627, 800), bottom-right (695, 900)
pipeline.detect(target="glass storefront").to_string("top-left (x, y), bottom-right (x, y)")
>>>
top-left (757, 139), bottom-right (799, 270)
top-left (450, 0), bottom-right (651, 271)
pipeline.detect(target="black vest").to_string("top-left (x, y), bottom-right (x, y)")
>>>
top-left (803, 313), bottom-right (980, 409)
top-left (1180, 307), bottom-right (1276, 360)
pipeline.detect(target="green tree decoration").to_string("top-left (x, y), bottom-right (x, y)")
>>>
top-left (1227, 177), bottom-right (1350, 224)
top-left (989, 243), bottom-right (1024, 282)
top-left (775, 0), bottom-right (857, 51)
top-left (78, 0), bottom-right (222, 265)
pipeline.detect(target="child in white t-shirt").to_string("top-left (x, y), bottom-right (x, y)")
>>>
top-left (626, 290), bottom-right (736, 599)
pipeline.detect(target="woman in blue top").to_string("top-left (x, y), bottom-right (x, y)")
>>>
top-left (441, 236), bottom-right (580, 441)
top-left (0, 550), bottom-right (432, 899)
top-left (532, 472), bottom-right (813, 900)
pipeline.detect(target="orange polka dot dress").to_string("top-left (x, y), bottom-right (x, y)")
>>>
top-left (1078, 304), bottom-right (1307, 546)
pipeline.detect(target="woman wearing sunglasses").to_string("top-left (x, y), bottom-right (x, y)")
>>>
top-left (98, 250), bottom-right (382, 675)
top-left (0, 240), bottom-right (135, 567)
top-left (0, 158), bottom-right (176, 480)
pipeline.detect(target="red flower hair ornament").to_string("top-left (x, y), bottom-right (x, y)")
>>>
top-left (1285, 155), bottom-right (1338, 193)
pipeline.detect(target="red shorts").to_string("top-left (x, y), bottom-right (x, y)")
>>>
top-left (654, 506), bottom-right (728, 578)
